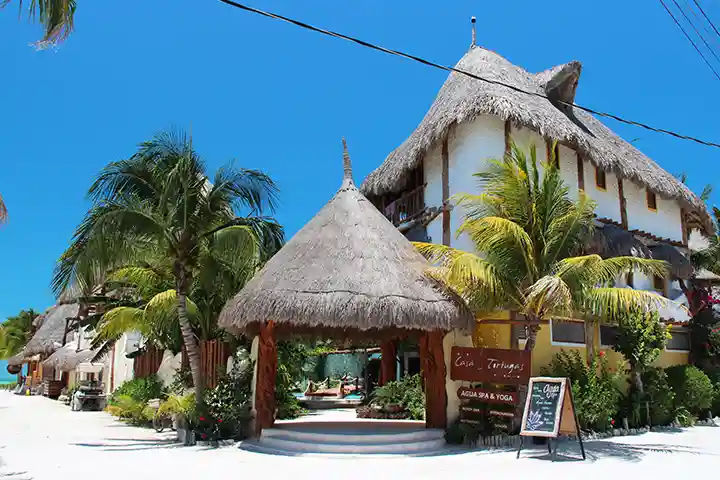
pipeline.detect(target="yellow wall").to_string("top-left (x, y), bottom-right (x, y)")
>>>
top-left (473, 316), bottom-right (690, 376)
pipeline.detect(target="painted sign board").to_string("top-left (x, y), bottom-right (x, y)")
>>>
top-left (457, 387), bottom-right (517, 404)
top-left (450, 347), bottom-right (531, 385)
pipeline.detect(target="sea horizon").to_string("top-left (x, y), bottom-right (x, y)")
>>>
top-left (0, 360), bottom-right (15, 384)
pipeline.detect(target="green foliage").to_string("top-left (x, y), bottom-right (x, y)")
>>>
top-left (444, 419), bottom-right (482, 446)
top-left (109, 375), bottom-right (166, 406)
top-left (105, 395), bottom-right (155, 426)
top-left (642, 368), bottom-right (676, 426)
top-left (414, 141), bottom-right (670, 340)
top-left (169, 366), bottom-right (194, 395)
top-left (665, 365), bottom-right (714, 415)
top-left (370, 374), bottom-right (425, 420)
top-left (202, 354), bottom-right (254, 439)
top-left (544, 350), bottom-right (619, 431)
top-left (612, 310), bottom-right (669, 372)
top-left (0, 309), bottom-right (39, 359)
top-left (275, 342), bottom-right (311, 420)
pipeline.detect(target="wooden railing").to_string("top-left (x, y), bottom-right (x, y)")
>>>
top-left (383, 186), bottom-right (425, 226)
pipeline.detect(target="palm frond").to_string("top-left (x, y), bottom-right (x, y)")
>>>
top-left (525, 275), bottom-right (573, 317)
top-left (3, 0), bottom-right (76, 47)
top-left (583, 288), bottom-right (672, 322)
top-left (0, 192), bottom-right (7, 224)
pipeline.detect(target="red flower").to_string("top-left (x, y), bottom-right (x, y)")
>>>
top-left (217, 419), bottom-right (223, 423)
top-left (611, 419), bottom-right (615, 425)
top-left (201, 434), bottom-right (207, 440)
top-left (199, 416), bottom-right (206, 421)
top-left (598, 351), bottom-right (606, 357)
top-left (703, 343), bottom-right (711, 349)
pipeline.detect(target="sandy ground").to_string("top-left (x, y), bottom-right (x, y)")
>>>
top-left (2, 392), bottom-right (720, 480)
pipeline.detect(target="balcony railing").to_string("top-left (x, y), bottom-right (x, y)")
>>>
top-left (383, 186), bottom-right (425, 226)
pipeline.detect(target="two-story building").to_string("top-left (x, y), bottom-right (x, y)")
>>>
top-left (360, 44), bottom-right (713, 374)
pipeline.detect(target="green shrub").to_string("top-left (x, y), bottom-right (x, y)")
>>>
top-left (202, 355), bottom-right (254, 438)
top-left (543, 350), bottom-right (620, 431)
top-left (110, 375), bottom-right (166, 405)
top-left (369, 374), bottom-right (425, 420)
top-left (665, 365), bottom-right (714, 415)
top-left (642, 367), bottom-right (676, 426)
top-left (105, 394), bottom-right (154, 425)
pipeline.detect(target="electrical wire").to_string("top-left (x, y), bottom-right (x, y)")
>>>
top-left (685, 0), bottom-right (720, 48)
top-left (217, 0), bottom-right (720, 149)
top-left (674, 0), bottom-right (720, 64)
top-left (692, 0), bottom-right (720, 40)
top-left (659, 0), bottom-right (720, 81)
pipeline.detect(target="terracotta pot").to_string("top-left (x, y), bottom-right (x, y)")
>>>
top-left (384, 404), bottom-right (403, 413)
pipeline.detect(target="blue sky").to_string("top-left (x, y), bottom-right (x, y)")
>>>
top-left (1, 0), bottom-right (719, 320)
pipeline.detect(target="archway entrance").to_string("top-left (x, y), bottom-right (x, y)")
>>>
top-left (252, 323), bottom-right (449, 436)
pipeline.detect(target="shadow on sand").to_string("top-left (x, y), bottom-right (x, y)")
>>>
top-left (71, 437), bottom-right (181, 452)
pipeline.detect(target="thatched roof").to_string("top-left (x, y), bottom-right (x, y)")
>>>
top-left (585, 223), bottom-right (652, 259)
top-left (649, 244), bottom-right (693, 279)
top-left (6, 353), bottom-right (25, 367)
top-left (219, 140), bottom-right (473, 337)
top-left (694, 268), bottom-right (720, 282)
top-left (42, 344), bottom-right (97, 372)
top-left (360, 46), bottom-right (711, 229)
top-left (22, 304), bottom-right (78, 357)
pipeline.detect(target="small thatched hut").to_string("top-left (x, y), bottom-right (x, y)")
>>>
top-left (219, 140), bottom-right (472, 434)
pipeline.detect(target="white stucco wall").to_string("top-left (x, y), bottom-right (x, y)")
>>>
top-left (448, 115), bottom-right (506, 253)
top-left (624, 180), bottom-right (683, 242)
top-left (580, 160), bottom-right (622, 223)
top-left (558, 145), bottom-right (580, 201)
top-left (156, 350), bottom-right (183, 388)
top-left (109, 332), bottom-right (140, 393)
top-left (443, 329), bottom-right (474, 425)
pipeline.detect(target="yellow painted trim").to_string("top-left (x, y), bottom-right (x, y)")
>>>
top-left (595, 185), bottom-right (607, 192)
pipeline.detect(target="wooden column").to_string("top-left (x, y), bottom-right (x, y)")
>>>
top-left (618, 178), bottom-right (628, 229)
top-left (504, 120), bottom-right (512, 157)
top-left (576, 153), bottom-right (585, 191)
top-left (420, 331), bottom-right (447, 429)
top-left (441, 136), bottom-right (451, 247)
top-left (380, 340), bottom-right (397, 386)
top-left (254, 321), bottom-right (277, 436)
top-left (681, 208), bottom-right (689, 246)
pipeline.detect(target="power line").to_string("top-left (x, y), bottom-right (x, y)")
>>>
top-left (685, 0), bottom-right (720, 47)
top-left (692, 0), bottom-right (720, 40)
top-left (673, 0), bottom-right (720, 64)
top-left (217, 0), bottom-right (720, 149)
top-left (659, 0), bottom-right (720, 81)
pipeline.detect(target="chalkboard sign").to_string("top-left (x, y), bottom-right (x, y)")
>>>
top-left (520, 378), bottom-right (565, 436)
top-left (517, 377), bottom-right (585, 460)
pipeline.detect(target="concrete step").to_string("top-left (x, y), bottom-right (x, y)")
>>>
top-left (238, 439), bottom-right (450, 458)
top-left (245, 423), bottom-right (447, 455)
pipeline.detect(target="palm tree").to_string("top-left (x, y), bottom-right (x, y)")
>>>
top-left (52, 130), bottom-right (283, 403)
top-left (0, 193), bottom-right (7, 224)
top-left (0, 309), bottom-right (38, 382)
top-left (415, 142), bottom-right (670, 356)
top-left (2, 0), bottom-right (76, 47)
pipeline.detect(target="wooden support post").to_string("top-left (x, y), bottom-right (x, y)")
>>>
top-left (254, 321), bottom-right (277, 437)
top-left (681, 208), bottom-right (689, 246)
top-left (420, 331), bottom-right (447, 429)
top-left (618, 178), bottom-right (628, 229)
top-left (380, 340), bottom-right (397, 386)
top-left (441, 137), bottom-right (451, 247)
top-left (576, 153), bottom-right (585, 191)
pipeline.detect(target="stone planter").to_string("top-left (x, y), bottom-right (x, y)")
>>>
top-left (177, 427), bottom-right (196, 446)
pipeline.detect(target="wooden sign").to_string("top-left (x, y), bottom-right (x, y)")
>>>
top-left (457, 387), bottom-right (517, 404)
top-left (517, 377), bottom-right (585, 461)
top-left (450, 347), bottom-right (531, 385)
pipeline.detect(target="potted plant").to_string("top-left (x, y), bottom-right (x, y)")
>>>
top-left (158, 394), bottom-right (196, 445)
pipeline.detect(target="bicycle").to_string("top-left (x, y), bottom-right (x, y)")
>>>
top-left (148, 398), bottom-right (177, 433)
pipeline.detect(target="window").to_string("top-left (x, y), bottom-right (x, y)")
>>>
top-left (595, 167), bottom-right (607, 190)
top-left (646, 189), bottom-right (657, 211)
top-left (653, 275), bottom-right (665, 293)
top-left (551, 319), bottom-right (585, 345)
top-left (626, 270), bottom-right (634, 288)
top-left (667, 329), bottom-right (690, 351)
top-left (600, 325), bottom-right (619, 347)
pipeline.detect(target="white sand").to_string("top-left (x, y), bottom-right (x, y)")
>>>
top-left (2, 391), bottom-right (720, 480)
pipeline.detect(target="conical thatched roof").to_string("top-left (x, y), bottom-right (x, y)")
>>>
top-left (43, 344), bottom-right (98, 372)
top-left (360, 46), bottom-right (711, 230)
top-left (219, 140), bottom-right (473, 337)
top-left (21, 304), bottom-right (78, 357)
top-left (648, 244), bottom-right (693, 279)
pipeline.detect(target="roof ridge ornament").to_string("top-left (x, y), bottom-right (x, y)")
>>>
top-left (342, 137), bottom-right (354, 185)
top-left (470, 16), bottom-right (476, 49)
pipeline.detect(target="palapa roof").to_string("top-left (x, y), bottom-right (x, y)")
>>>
top-left (219, 140), bottom-right (473, 337)
top-left (648, 244), bottom-right (693, 279)
top-left (42, 343), bottom-right (98, 372)
top-left (21, 303), bottom-right (78, 357)
top-left (360, 46), bottom-right (711, 230)
top-left (585, 223), bottom-right (652, 259)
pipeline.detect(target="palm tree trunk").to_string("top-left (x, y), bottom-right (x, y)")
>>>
top-left (585, 320), bottom-right (596, 364)
top-left (177, 292), bottom-right (203, 404)
top-left (631, 367), bottom-right (644, 395)
top-left (524, 323), bottom-right (541, 351)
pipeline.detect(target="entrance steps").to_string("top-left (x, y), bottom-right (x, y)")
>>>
top-left (239, 420), bottom-right (448, 456)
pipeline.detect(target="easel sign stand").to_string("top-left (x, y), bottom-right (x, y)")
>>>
top-left (516, 377), bottom-right (585, 461)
